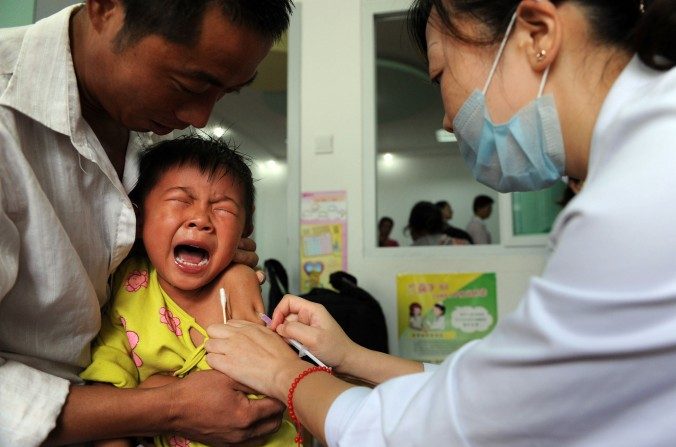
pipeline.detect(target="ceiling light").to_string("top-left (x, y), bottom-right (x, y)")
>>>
top-left (382, 153), bottom-right (394, 166)
top-left (213, 126), bottom-right (226, 138)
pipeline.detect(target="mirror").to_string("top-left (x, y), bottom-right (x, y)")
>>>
top-left (371, 11), bottom-right (566, 249)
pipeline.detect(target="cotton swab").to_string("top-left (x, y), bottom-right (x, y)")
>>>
top-left (259, 313), bottom-right (327, 367)
top-left (219, 288), bottom-right (227, 323)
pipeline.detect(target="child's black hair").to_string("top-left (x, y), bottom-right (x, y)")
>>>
top-left (129, 135), bottom-right (255, 233)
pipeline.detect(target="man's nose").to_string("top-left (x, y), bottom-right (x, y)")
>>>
top-left (175, 95), bottom-right (219, 129)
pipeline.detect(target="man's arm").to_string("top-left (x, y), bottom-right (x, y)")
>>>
top-left (46, 369), bottom-right (284, 446)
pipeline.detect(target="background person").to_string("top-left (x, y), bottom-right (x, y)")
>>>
top-left (377, 216), bottom-right (400, 247)
top-left (204, 0), bottom-right (676, 445)
top-left (0, 0), bottom-right (293, 445)
top-left (466, 195), bottom-right (494, 244)
top-left (406, 201), bottom-right (455, 245)
top-left (435, 200), bottom-right (473, 243)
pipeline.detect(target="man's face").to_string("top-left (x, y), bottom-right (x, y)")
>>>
top-left (141, 165), bottom-right (247, 297)
top-left (479, 205), bottom-right (493, 219)
top-left (85, 3), bottom-right (272, 134)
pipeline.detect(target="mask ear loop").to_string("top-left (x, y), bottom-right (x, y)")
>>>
top-left (536, 65), bottom-right (550, 98)
top-left (482, 12), bottom-right (551, 98)
top-left (482, 13), bottom-right (518, 94)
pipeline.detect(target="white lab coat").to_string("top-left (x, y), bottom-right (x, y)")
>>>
top-left (325, 56), bottom-right (676, 446)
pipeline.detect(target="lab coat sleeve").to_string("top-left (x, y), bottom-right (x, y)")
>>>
top-left (324, 350), bottom-right (470, 447)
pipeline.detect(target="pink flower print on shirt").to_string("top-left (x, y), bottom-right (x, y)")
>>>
top-left (168, 435), bottom-right (191, 447)
top-left (120, 316), bottom-right (143, 367)
top-left (159, 307), bottom-right (182, 336)
top-left (125, 270), bottom-right (149, 292)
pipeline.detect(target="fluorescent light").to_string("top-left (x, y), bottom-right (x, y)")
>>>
top-left (435, 129), bottom-right (457, 143)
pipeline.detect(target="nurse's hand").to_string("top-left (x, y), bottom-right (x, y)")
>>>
top-left (205, 321), bottom-right (309, 401)
top-left (269, 295), bottom-right (361, 374)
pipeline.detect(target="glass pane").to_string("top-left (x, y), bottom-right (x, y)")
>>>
top-left (511, 181), bottom-right (566, 235)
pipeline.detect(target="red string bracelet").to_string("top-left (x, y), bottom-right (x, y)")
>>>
top-left (287, 365), bottom-right (333, 446)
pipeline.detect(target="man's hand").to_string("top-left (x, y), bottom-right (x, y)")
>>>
top-left (171, 370), bottom-right (285, 446)
top-left (233, 237), bottom-right (259, 268)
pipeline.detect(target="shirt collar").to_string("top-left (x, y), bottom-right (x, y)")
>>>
top-left (588, 55), bottom-right (663, 178)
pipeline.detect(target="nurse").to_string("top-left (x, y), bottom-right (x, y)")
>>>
top-left (205, 0), bottom-right (676, 445)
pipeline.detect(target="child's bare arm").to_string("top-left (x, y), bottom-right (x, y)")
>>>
top-left (219, 263), bottom-right (266, 324)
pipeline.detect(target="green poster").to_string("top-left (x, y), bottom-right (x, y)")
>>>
top-left (397, 272), bottom-right (497, 363)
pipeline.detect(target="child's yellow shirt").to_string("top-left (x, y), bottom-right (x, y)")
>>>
top-left (81, 257), bottom-right (295, 447)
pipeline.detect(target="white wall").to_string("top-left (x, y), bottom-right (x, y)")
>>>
top-left (376, 152), bottom-right (500, 246)
top-left (251, 161), bottom-right (290, 309)
top-left (252, 162), bottom-right (289, 267)
top-left (295, 0), bottom-right (550, 354)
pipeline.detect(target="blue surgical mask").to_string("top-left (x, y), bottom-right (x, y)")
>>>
top-left (452, 13), bottom-right (565, 192)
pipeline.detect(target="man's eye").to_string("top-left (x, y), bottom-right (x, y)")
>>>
top-left (174, 81), bottom-right (207, 95)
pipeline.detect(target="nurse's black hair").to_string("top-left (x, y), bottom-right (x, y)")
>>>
top-left (129, 134), bottom-right (255, 236)
top-left (111, 0), bottom-right (294, 49)
top-left (409, 0), bottom-right (675, 70)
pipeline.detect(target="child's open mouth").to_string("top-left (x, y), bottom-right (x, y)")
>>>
top-left (174, 244), bottom-right (210, 269)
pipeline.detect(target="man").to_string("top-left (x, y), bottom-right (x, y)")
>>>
top-left (0, 0), bottom-right (292, 444)
top-left (435, 200), bottom-right (473, 244)
top-left (466, 195), bottom-right (494, 245)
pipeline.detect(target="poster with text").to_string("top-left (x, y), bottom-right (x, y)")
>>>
top-left (300, 191), bottom-right (347, 292)
top-left (397, 273), bottom-right (497, 363)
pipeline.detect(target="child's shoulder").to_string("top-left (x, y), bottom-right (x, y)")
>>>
top-left (221, 263), bottom-right (260, 286)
